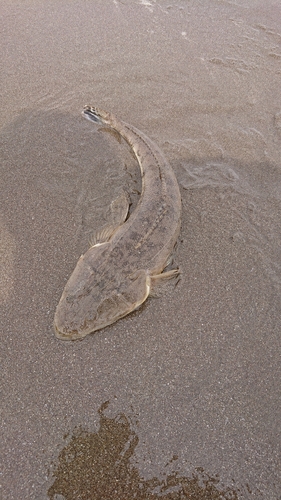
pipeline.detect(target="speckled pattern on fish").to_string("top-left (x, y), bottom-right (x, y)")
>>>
top-left (54, 106), bottom-right (181, 340)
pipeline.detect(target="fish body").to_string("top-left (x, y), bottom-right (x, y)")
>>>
top-left (54, 106), bottom-right (181, 340)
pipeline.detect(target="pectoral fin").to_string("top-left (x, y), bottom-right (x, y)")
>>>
top-left (89, 190), bottom-right (130, 247)
top-left (151, 268), bottom-right (180, 282)
top-left (150, 268), bottom-right (180, 296)
top-left (89, 224), bottom-right (118, 247)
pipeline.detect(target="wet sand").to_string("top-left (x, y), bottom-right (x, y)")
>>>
top-left (1, 1), bottom-right (281, 499)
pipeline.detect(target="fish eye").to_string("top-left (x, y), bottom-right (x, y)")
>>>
top-left (66, 295), bottom-right (75, 304)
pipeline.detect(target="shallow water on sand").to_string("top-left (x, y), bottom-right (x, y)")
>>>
top-left (1, 1), bottom-right (281, 499)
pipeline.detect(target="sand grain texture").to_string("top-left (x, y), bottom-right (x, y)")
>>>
top-left (1, 1), bottom-right (281, 499)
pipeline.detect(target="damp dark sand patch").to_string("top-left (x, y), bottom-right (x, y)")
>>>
top-left (48, 402), bottom-right (239, 500)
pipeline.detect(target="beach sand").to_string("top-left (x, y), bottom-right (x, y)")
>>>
top-left (1, 1), bottom-right (281, 498)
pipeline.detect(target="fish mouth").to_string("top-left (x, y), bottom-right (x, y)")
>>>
top-left (82, 105), bottom-right (103, 124)
top-left (54, 321), bottom-right (86, 341)
top-left (53, 313), bottom-right (98, 341)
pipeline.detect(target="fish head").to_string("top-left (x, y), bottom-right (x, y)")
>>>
top-left (54, 244), bottom-right (150, 341)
